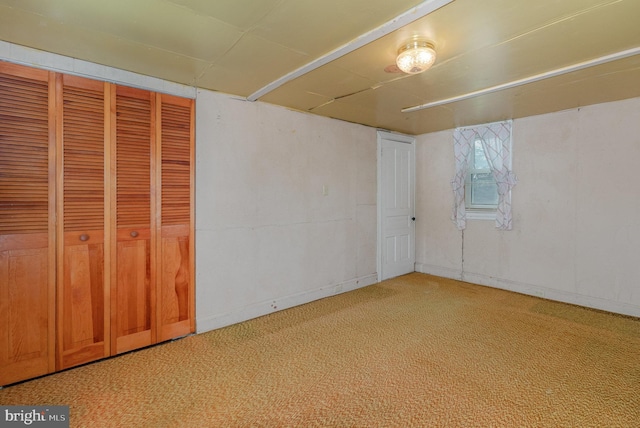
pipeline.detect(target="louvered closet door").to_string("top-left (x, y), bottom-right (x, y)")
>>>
top-left (157, 94), bottom-right (194, 341)
top-left (113, 86), bottom-right (155, 354)
top-left (57, 75), bottom-right (109, 369)
top-left (0, 63), bottom-right (55, 385)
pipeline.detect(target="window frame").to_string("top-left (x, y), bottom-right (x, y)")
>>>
top-left (461, 122), bottom-right (513, 220)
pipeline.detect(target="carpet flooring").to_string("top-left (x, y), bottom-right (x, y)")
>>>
top-left (1, 273), bottom-right (639, 427)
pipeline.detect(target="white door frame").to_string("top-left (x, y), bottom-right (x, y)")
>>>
top-left (377, 130), bottom-right (416, 282)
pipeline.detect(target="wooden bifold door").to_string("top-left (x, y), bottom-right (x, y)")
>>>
top-left (57, 74), bottom-right (110, 370)
top-left (113, 85), bottom-right (155, 355)
top-left (0, 63), bottom-right (56, 386)
top-left (0, 62), bottom-right (194, 385)
top-left (157, 95), bottom-right (194, 342)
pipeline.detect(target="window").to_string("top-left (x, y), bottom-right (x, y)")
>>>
top-left (451, 120), bottom-right (516, 230)
top-left (466, 138), bottom-right (499, 210)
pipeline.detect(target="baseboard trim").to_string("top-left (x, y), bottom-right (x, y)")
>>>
top-left (196, 273), bottom-right (378, 333)
top-left (415, 264), bottom-right (640, 318)
top-left (415, 263), bottom-right (462, 281)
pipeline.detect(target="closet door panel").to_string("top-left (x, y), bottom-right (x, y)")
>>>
top-left (60, 232), bottom-right (105, 368)
top-left (0, 238), bottom-right (50, 384)
top-left (114, 231), bottom-right (152, 352)
top-left (113, 86), bottom-right (155, 354)
top-left (157, 95), bottom-right (194, 341)
top-left (0, 63), bottom-right (55, 385)
top-left (158, 225), bottom-right (190, 340)
top-left (57, 75), bottom-right (109, 369)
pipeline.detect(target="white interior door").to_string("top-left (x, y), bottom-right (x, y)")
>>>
top-left (377, 131), bottom-right (416, 281)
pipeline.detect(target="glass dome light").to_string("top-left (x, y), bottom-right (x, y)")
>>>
top-left (396, 39), bottom-right (436, 75)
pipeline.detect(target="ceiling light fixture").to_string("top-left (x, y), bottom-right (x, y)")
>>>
top-left (246, 0), bottom-right (454, 101)
top-left (396, 39), bottom-right (436, 74)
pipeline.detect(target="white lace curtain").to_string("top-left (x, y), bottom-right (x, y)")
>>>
top-left (451, 120), bottom-right (517, 230)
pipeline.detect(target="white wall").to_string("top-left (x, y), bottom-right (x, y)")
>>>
top-left (195, 89), bottom-right (378, 332)
top-left (416, 97), bottom-right (640, 317)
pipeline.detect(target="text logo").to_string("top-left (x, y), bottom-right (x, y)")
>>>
top-left (0, 406), bottom-right (69, 428)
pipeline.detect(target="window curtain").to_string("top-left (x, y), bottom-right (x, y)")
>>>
top-left (477, 121), bottom-right (517, 230)
top-left (451, 128), bottom-right (475, 230)
top-left (451, 121), bottom-right (517, 231)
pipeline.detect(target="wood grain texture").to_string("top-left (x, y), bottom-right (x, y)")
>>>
top-left (115, 239), bottom-right (152, 352)
top-left (160, 100), bottom-right (191, 226)
top-left (157, 95), bottom-right (194, 340)
top-left (115, 87), bottom-right (152, 229)
top-left (0, 246), bottom-right (50, 385)
top-left (61, 241), bottom-right (105, 348)
top-left (0, 63), bottom-right (54, 385)
top-left (61, 76), bottom-right (105, 232)
top-left (0, 68), bottom-right (49, 234)
top-left (161, 234), bottom-right (189, 324)
top-left (158, 233), bottom-right (191, 341)
top-left (113, 86), bottom-right (155, 353)
top-left (57, 74), bottom-right (108, 370)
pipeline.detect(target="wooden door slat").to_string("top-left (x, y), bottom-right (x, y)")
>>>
top-left (0, 68), bottom-right (50, 233)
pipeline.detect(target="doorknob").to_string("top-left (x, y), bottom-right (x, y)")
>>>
top-left (411, 217), bottom-right (416, 221)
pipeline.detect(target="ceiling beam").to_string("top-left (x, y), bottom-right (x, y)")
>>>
top-left (246, 0), bottom-right (454, 102)
top-left (402, 46), bottom-right (640, 113)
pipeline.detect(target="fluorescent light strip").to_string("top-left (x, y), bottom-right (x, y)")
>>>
top-left (246, 0), bottom-right (454, 102)
top-left (402, 46), bottom-right (640, 113)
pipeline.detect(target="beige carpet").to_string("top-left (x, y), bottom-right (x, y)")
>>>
top-left (2, 273), bottom-right (639, 427)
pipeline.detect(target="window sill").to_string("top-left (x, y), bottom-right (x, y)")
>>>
top-left (466, 209), bottom-right (496, 220)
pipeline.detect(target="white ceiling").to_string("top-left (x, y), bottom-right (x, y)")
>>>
top-left (1, 0), bottom-right (639, 135)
